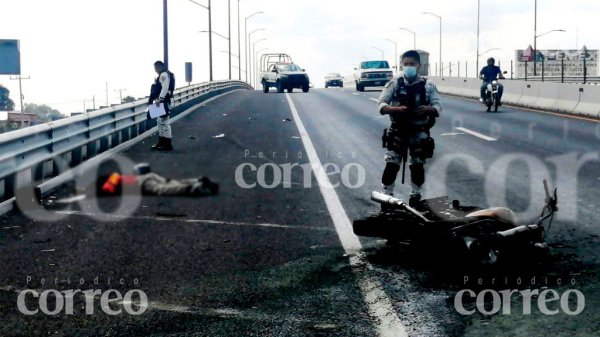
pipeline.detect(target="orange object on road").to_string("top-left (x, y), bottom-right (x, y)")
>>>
top-left (102, 173), bottom-right (122, 194)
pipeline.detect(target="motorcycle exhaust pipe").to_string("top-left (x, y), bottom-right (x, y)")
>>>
top-left (371, 191), bottom-right (431, 223)
top-left (496, 224), bottom-right (541, 238)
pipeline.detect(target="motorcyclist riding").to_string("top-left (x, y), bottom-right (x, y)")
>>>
top-left (479, 57), bottom-right (505, 105)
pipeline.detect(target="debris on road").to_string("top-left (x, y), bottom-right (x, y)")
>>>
top-left (2, 226), bottom-right (21, 230)
top-left (212, 134), bottom-right (226, 139)
top-left (283, 118), bottom-right (292, 122)
top-left (156, 212), bottom-right (187, 218)
top-left (54, 195), bottom-right (87, 204)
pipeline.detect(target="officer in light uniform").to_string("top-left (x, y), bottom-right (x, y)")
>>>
top-left (150, 61), bottom-right (175, 151)
top-left (377, 50), bottom-right (442, 207)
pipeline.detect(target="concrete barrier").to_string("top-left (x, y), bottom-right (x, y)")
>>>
top-left (574, 85), bottom-right (600, 118)
top-left (554, 84), bottom-right (581, 114)
top-left (502, 81), bottom-right (524, 103)
top-left (427, 76), bottom-right (600, 119)
top-left (533, 82), bottom-right (560, 110)
top-left (464, 79), bottom-right (482, 99)
top-left (518, 82), bottom-right (541, 107)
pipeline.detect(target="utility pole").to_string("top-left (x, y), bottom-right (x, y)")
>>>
top-left (105, 82), bottom-right (109, 106)
top-left (476, 0), bottom-right (480, 78)
top-left (114, 89), bottom-right (126, 104)
top-left (245, 12), bottom-right (264, 83)
top-left (188, 0), bottom-right (212, 81)
top-left (228, 0), bottom-right (232, 80)
top-left (534, 0), bottom-right (537, 76)
top-left (423, 12), bottom-right (442, 77)
top-left (9, 75), bottom-right (31, 113)
top-left (237, 0), bottom-right (242, 80)
top-left (209, 0), bottom-right (213, 81)
top-left (163, 0), bottom-right (169, 68)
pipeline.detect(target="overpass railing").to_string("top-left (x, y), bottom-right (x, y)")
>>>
top-left (0, 80), bottom-right (252, 209)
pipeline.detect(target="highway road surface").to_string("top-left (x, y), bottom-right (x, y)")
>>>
top-left (1, 85), bottom-right (599, 337)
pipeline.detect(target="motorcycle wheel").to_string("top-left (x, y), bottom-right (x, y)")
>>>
top-left (494, 94), bottom-right (499, 112)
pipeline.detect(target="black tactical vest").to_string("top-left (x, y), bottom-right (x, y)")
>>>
top-left (390, 78), bottom-right (436, 133)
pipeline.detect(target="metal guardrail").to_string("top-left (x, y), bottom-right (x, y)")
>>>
top-left (0, 80), bottom-right (252, 205)
top-left (513, 76), bottom-right (600, 84)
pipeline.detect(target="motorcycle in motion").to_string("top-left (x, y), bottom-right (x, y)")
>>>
top-left (481, 71), bottom-right (507, 112)
top-left (353, 181), bottom-right (558, 266)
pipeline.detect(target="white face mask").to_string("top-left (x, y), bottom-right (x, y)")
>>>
top-left (403, 66), bottom-right (418, 79)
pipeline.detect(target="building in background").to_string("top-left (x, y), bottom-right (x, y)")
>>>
top-left (515, 46), bottom-right (598, 78)
top-left (0, 111), bottom-right (39, 133)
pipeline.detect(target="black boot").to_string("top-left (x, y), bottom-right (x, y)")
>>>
top-left (152, 137), bottom-right (173, 151)
top-left (409, 193), bottom-right (422, 209)
top-left (190, 177), bottom-right (220, 196)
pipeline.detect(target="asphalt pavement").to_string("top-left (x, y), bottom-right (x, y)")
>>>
top-left (1, 84), bottom-right (599, 337)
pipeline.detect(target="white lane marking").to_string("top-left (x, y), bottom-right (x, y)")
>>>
top-left (455, 127), bottom-right (497, 141)
top-left (369, 98), bottom-right (379, 102)
top-left (285, 93), bottom-right (408, 337)
top-left (54, 211), bottom-right (333, 232)
top-left (440, 132), bottom-right (467, 137)
top-left (352, 93), bottom-right (360, 96)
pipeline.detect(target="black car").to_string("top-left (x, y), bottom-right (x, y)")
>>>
top-left (325, 73), bottom-right (343, 88)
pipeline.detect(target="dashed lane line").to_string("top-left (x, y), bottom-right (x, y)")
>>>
top-left (455, 127), bottom-right (497, 141)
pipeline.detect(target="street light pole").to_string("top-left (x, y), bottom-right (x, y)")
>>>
top-left (228, 0), bottom-right (232, 80)
top-left (237, 0), bottom-right (241, 80)
top-left (399, 28), bottom-right (416, 50)
top-left (245, 12), bottom-right (264, 83)
top-left (208, 0), bottom-right (213, 81)
top-left (423, 12), bottom-right (442, 76)
top-left (255, 47), bottom-right (268, 88)
top-left (248, 29), bottom-right (265, 85)
top-left (163, 0), bottom-right (169, 68)
top-left (384, 39), bottom-right (398, 73)
top-left (252, 38), bottom-right (267, 88)
top-left (372, 46), bottom-right (384, 59)
top-left (188, 0), bottom-right (212, 81)
top-left (534, 0), bottom-right (537, 76)
top-left (476, 0), bottom-right (480, 78)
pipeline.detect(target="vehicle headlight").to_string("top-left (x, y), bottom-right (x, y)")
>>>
top-left (361, 73), bottom-right (368, 79)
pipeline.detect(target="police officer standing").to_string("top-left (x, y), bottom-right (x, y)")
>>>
top-left (149, 61), bottom-right (176, 151)
top-left (377, 50), bottom-right (442, 208)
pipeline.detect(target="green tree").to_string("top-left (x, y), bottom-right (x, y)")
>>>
top-left (122, 96), bottom-right (136, 103)
top-left (0, 85), bottom-right (15, 111)
top-left (24, 103), bottom-right (63, 122)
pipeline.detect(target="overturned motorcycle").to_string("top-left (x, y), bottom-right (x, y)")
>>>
top-left (353, 181), bottom-right (558, 266)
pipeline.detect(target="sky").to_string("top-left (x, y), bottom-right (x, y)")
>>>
top-left (1, 0), bottom-right (599, 114)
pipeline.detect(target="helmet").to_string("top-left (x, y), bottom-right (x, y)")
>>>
top-left (134, 163), bottom-right (152, 175)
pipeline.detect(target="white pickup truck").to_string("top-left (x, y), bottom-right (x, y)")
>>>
top-left (353, 60), bottom-right (394, 92)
